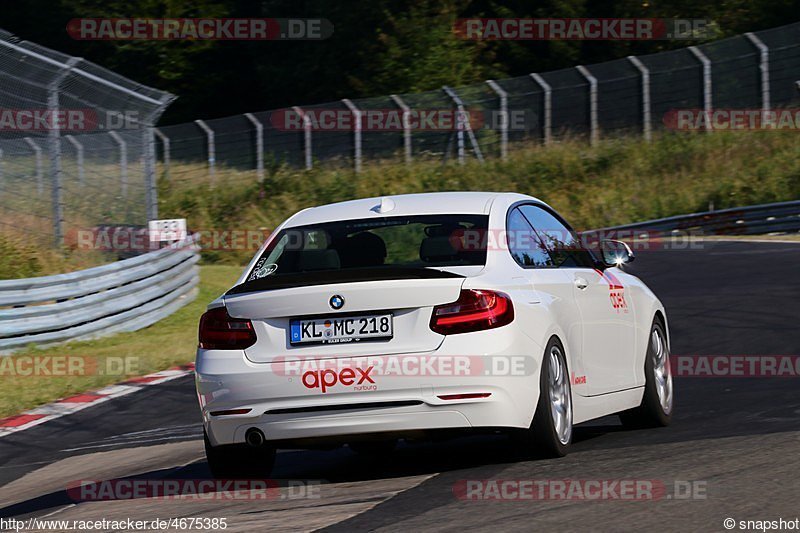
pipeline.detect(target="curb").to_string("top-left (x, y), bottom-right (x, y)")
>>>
top-left (0, 362), bottom-right (195, 438)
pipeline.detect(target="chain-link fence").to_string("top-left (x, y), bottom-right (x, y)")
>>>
top-left (158, 21), bottom-right (800, 189)
top-left (0, 30), bottom-right (174, 249)
top-left (2, 23), bottom-right (800, 249)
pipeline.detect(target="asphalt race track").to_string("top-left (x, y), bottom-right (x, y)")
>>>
top-left (1, 240), bottom-right (799, 531)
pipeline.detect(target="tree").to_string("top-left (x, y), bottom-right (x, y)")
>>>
top-left (355, 0), bottom-right (500, 95)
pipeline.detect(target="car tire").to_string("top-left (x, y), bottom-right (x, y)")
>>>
top-left (513, 337), bottom-right (572, 458)
top-left (204, 430), bottom-right (276, 479)
top-left (348, 439), bottom-right (397, 456)
top-left (619, 318), bottom-right (673, 428)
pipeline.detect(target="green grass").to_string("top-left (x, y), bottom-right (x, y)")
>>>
top-left (1, 130), bottom-right (799, 417)
top-left (3, 131), bottom-right (798, 272)
top-left (159, 131), bottom-right (800, 265)
top-left (0, 265), bottom-right (240, 418)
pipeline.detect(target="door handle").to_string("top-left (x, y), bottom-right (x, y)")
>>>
top-left (574, 277), bottom-right (588, 290)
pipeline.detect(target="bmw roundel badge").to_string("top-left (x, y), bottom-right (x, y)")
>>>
top-left (329, 294), bottom-right (345, 310)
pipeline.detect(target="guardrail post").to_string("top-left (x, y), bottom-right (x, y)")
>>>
top-left (390, 94), bottom-right (412, 164)
top-left (627, 56), bottom-right (652, 141)
top-left (64, 135), bottom-right (84, 187)
top-left (341, 99), bottom-right (362, 173)
top-left (23, 137), bottom-right (44, 195)
top-left (195, 119), bottom-right (216, 182)
top-left (108, 131), bottom-right (128, 197)
top-left (443, 86), bottom-right (484, 164)
top-left (745, 32), bottom-right (770, 114)
top-left (486, 80), bottom-right (509, 159)
top-left (530, 73), bottom-right (552, 145)
top-left (244, 113), bottom-right (265, 182)
top-left (143, 127), bottom-right (158, 220)
top-left (153, 128), bottom-right (170, 180)
top-left (576, 65), bottom-right (599, 145)
top-left (292, 106), bottom-right (313, 170)
top-left (689, 46), bottom-right (713, 133)
top-left (0, 148), bottom-right (3, 185)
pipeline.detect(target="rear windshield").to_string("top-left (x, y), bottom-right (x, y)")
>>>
top-left (245, 214), bottom-right (488, 282)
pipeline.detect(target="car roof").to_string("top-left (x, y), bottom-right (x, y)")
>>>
top-left (284, 191), bottom-right (542, 227)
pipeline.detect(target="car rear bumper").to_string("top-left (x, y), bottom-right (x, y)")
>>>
top-left (197, 327), bottom-right (543, 446)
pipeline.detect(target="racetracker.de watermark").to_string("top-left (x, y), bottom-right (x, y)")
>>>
top-left (664, 109), bottom-right (800, 131)
top-left (68, 227), bottom-right (271, 252)
top-left (67, 18), bottom-right (333, 41)
top-left (671, 355), bottom-right (800, 378)
top-left (454, 18), bottom-right (715, 40)
top-left (0, 355), bottom-right (139, 377)
top-left (68, 227), bottom-right (707, 253)
top-left (66, 478), bottom-right (321, 501)
top-left (0, 109), bottom-right (141, 131)
top-left (453, 479), bottom-right (707, 500)
top-left (269, 108), bottom-right (535, 132)
top-left (273, 355), bottom-right (536, 379)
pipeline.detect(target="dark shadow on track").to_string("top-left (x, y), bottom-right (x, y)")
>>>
top-left (2, 241), bottom-right (799, 519)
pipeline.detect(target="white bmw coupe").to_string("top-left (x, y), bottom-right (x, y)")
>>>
top-left (196, 192), bottom-right (673, 477)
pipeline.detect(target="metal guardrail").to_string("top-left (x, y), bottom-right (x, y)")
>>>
top-left (585, 200), bottom-right (800, 239)
top-left (0, 236), bottom-right (200, 352)
top-left (0, 201), bottom-right (795, 353)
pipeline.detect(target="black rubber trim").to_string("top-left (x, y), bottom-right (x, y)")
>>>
top-left (226, 266), bottom-right (464, 295)
top-left (265, 400), bottom-right (423, 415)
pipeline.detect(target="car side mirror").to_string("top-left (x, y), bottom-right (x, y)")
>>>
top-left (600, 239), bottom-right (635, 267)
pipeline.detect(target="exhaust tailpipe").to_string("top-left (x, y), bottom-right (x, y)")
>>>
top-left (245, 427), bottom-right (265, 447)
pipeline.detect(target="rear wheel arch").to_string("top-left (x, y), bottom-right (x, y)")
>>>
top-left (654, 310), bottom-right (668, 341)
top-left (516, 335), bottom-right (573, 457)
top-left (537, 324), bottom-right (570, 366)
top-left (546, 334), bottom-right (569, 372)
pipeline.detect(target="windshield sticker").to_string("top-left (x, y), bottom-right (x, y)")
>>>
top-left (252, 263), bottom-right (278, 279)
top-left (248, 259), bottom-right (278, 281)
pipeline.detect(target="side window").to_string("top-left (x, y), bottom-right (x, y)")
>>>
top-left (507, 208), bottom-right (553, 267)
top-left (518, 204), bottom-right (595, 268)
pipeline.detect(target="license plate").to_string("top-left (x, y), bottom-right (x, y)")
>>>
top-left (290, 314), bottom-right (393, 345)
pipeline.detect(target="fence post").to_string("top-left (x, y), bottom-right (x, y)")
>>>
top-left (46, 58), bottom-right (79, 248)
top-left (292, 106), bottom-right (313, 170)
top-left (23, 137), bottom-right (43, 195)
top-left (0, 148), bottom-right (3, 184)
top-left (486, 80), bottom-right (508, 159)
top-left (689, 46), bottom-right (712, 133)
top-left (390, 94), bottom-right (412, 164)
top-left (195, 119), bottom-right (216, 181)
top-left (244, 113), bottom-right (265, 182)
top-left (745, 32), bottom-right (770, 114)
top-left (443, 86), bottom-right (464, 163)
top-left (108, 131), bottom-right (127, 197)
top-left (443, 86), bottom-right (484, 164)
top-left (529, 73), bottom-right (552, 144)
top-left (48, 112), bottom-right (62, 243)
top-left (47, 79), bottom-right (61, 245)
top-left (64, 135), bottom-right (84, 187)
top-left (143, 127), bottom-right (158, 220)
top-left (627, 56), bottom-right (652, 141)
top-left (341, 99), bottom-right (362, 173)
top-left (576, 65), bottom-right (599, 145)
top-left (153, 128), bottom-right (170, 180)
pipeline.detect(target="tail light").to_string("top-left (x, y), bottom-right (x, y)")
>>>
top-left (430, 289), bottom-right (514, 335)
top-left (199, 306), bottom-right (257, 349)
